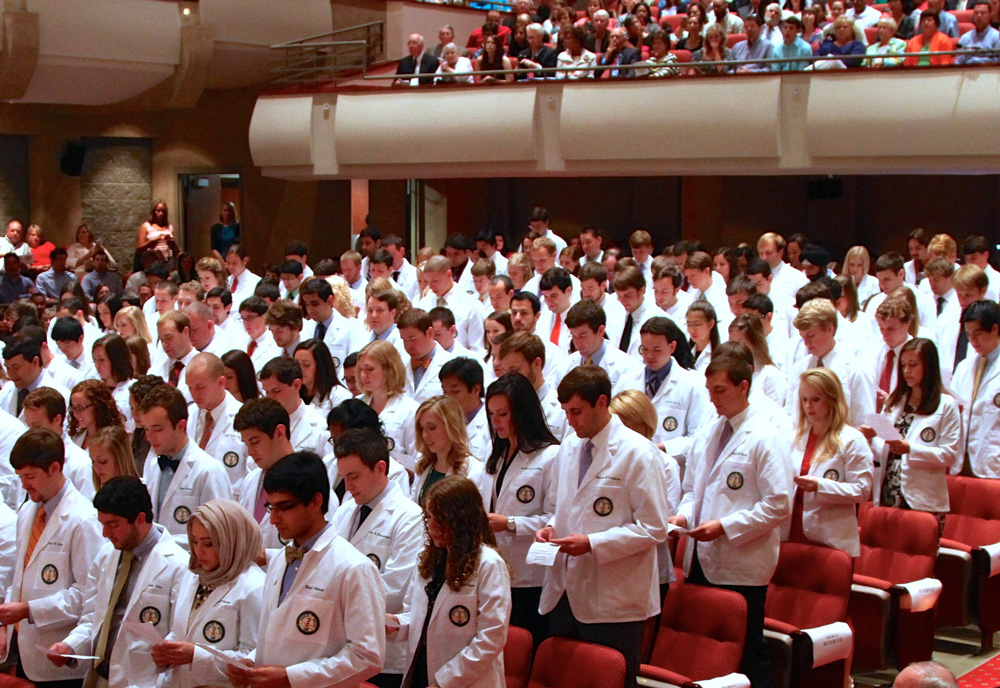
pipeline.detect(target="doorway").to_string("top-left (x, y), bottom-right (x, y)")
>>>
top-left (179, 173), bottom-right (243, 259)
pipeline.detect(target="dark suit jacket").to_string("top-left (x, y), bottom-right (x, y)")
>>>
top-left (597, 46), bottom-right (641, 77)
top-left (395, 53), bottom-right (440, 85)
top-left (516, 45), bottom-right (559, 78)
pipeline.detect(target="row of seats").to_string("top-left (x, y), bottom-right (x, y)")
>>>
top-left (447, 475), bottom-right (1000, 688)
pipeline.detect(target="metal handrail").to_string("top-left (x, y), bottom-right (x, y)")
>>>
top-left (363, 47), bottom-right (998, 80)
top-left (270, 21), bottom-right (386, 83)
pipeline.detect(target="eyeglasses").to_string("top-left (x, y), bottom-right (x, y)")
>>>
top-left (240, 314), bottom-right (260, 322)
top-left (70, 403), bottom-right (93, 413)
top-left (264, 499), bottom-right (301, 514)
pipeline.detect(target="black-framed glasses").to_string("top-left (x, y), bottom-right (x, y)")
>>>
top-left (264, 499), bottom-right (301, 514)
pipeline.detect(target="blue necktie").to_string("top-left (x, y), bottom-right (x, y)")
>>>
top-left (578, 441), bottom-right (594, 487)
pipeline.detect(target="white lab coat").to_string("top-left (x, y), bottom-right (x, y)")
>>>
top-left (466, 405), bottom-right (492, 464)
top-left (0, 370), bottom-right (69, 421)
top-left (565, 346), bottom-right (644, 397)
top-left (649, 363), bottom-right (713, 465)
top-left (488, 445), bottom-right (558, 588)
top-left (404, 343), bottom-right (458, 403)
top-left (143, 443), bottom-right (235, 548)
top-left (787, 425), bottom-right (873, 557)
top-left (536, 382), bottom-right (568, 441)
top-left (619, 300), bottom-right (669, 360)
top-left (785, 343), bottom-right (876, 427)
top-left (416, 287), bottom-right (486, 352)
top-left (0, 502), bottom-right (14, 601)
top-left (252, 527), bottom-right (385, 688)
top-left (237, 468), bottom-right (341, 556)
top-left (753, 364), bottom-right (787, 408)
top-left (287, 402), bottom-right (330, 457)
top-left (228, 271), bottom-right (262, 312)
top-left (315, 311), bottom-right (368, 375)
top-left (539, 416), bottom-right (672, 623)
top-left (0, 410), bottom-right (25, 510)
top-left (158, 348), bottom-right (200, 403)
top-left (331, 483), bottom-right (424, 674)
top-left (397, 545), bottom-right (511, 688)
top-left (186, 393), bottom-right (249, 492)
top-left (871, 395), bottom-right (961, 512)
top-left (364, 394), bottom-right (420, 471)
top-left (411, 457), bottom-right (490, 509)
top-left (953, 352), bottom-right (1000, 478)
top-left (247, 331), bottom-right (282, 374)
top-left (2, 485), bottom-right (103, 681)
top-left (678, 404), bottom-right (793, 587)
top-left (325, 452), bottom-right (411, 500)
top-left (63, 527), bottom-right (188, 688)
top-left (162, 566), bottom-right (266, 688)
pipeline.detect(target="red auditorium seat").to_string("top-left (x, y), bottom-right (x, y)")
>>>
top-left (864, 26), bottom-right (878, 44)
top-left (764, 543), bottom-right (854, 688)
top-left (660, 14), bottom-right (686, 33)
top-left (0, 677), bottom-right (34, 688)
top-left (936, 476), bottom-right (1000, 652)
top-left (527, 637), bottom-right (626, 688)
top-left (849, 506), bottom-right (941, 672)
top-left (727, 33), bottom-right (746, 48)
top-left (506, 626), bottom-right (535, 688)
top-left (670, 49), bottom-right (693, 63)
top-left (959, 21), bottom-right (975, 35)
top-left (639, 580), bottom-right (747, 686)
top-left (951, 9), bottom-right (974, 22)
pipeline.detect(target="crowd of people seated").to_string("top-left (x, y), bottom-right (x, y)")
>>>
top-left (393, 0), bottom-right (999, 82)
top-left (0, 202), bottom-right (996, 688)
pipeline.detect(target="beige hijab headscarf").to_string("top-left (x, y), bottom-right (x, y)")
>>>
top-left (186, 499), bottom-right (263, 589)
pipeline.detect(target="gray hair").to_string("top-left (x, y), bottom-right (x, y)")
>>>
top-left (442, 42), bottom-right (459, 55)
top-left (877, 16), bottom-right (898, 30)
top-left (594, 9), bottom-right (610, 19)
top-left (526, 22), bottom-right (545, 36)
top-left (898, 662), bottom-right (959, 688)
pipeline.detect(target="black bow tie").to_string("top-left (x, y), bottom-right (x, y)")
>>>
top-left (158, 455), bottom-right (180, 472)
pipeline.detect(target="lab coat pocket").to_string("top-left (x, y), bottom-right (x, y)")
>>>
top-left (361, 543), bottom-right (391, 574)
top-left (33, 549), bottom-right (70, 593)
top-left (131, 591), bottom-right (171, 634)
top-left (721, 459), bottom-right (757, 499)
top-left (441, 594), bottom-right (478, 635)
top-left (584, 484), bottom-right (625, 529)
top-left (287, 594), bottom-right (334, 646)
top-left (198, 607), bottom-right (238, 652)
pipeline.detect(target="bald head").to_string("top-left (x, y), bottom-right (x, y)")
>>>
top-left (189, 352), bottom-right (225, 379)
top-left (407, 33), bottom-right (425, 57)
top-left (894, 662), bottom-right (958, 688)
top-left (186, 353), bottom-right (227, 411)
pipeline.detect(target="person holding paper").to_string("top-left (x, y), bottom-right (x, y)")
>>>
top-left (226, 452), bottom-right (385, 688)
top-left (0, 429), bottom-right (102, 688)
top-left (390, 476), bottom-right (511, 688)
top-left (535, 366), bottom-right (672, 688)
top-left (331, 429), bottom-right (423, 688)
top-left (152, 499), bottom-right (265, 688)
top-left (788, 369), bottom-right (873, 556)
top-left (49, 477), bottom-right (188, 688)
top-left (861, 338), bottom-right (960, 532)
top-left (951, 300), bottom-right (1000, 479)
top-left (483, 373), bottom-right (559, 647)
top-left (672, 353), bottom-right (793, 688)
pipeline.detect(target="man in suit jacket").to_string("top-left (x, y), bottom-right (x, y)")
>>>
top-left (394, 33), bottom-right (439, 86)
top-left (597, 28), bottom-right (641, 77)
top-left (518, 24), bottom-right (559, 78)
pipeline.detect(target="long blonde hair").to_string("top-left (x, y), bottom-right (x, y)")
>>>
top-left (357, 340), bottom-right (407, 398)
top-left (115, 305), bottom-right (152, 343)
top-left (89, 426), bottom-right (138, 491)
top-left (610, 390), bottom-right (658, 440)
top-left (795, 368), bottom-right (848, 463)
top-left (326, 275), bottom-right (358, 319)
top-left (414, 395), bottom-right (472, 476)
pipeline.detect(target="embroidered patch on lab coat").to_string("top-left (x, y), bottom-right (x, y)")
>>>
top-left (203, 620), bottom-right (225, 643)
top-left (727, 472), bottom-right (744, 490)
top-left (663, 416), bottom-right (678, 432)
top-left (517, 486), bottom-right (535, 503)
top-left (593, 497), bottom-right (614, 516)
top-left (297, 611), bottom-right (320, 635)
top-left (174, 506), bottom-right (191, 524)
top-left (40, 564), bottom-right (59, 585)
top-left (449, 605), bottom-right (471, 626)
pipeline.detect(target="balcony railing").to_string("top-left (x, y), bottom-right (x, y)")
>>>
top-left (270, 21), bottom-right (385, 84)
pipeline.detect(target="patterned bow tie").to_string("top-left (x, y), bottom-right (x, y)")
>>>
top-left (285, 545), bottom-right (306, 564)
top-left (411, 356), bottom-right (431, 370)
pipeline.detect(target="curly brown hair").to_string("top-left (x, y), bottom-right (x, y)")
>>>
top-left (68, 379), bottom-right (125, 437)
top-left (418, 476), bottom-right (497, 592)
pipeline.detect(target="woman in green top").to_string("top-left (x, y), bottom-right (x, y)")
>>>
top-left (866, 17), bottom-right (908, 67)
top-left (411, 395), bottom-right (488, 507)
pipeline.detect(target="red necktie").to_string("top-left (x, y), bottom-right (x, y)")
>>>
top-left (247, 340), bottom-right (258, 358)
top-left (169, 361), bottom-right (184, 387)
top-left (879, 349), bottom-right (895, 393)
top-left (230, 276), bottom-right (238, 294)
top-left (550, 313), bottom-right (562, 345)
top-left (199, 412), bottom-right (214, 450)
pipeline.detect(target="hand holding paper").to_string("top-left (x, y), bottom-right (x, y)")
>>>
top-left (526, 541), bottom-right (560, 566)
top-left (864, 413), bottom-right (903, 442)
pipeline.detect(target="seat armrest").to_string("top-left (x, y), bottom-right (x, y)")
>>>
top-left (763, 617), bottom-right (799, 636)
top-left (939, 538), bottom-right (974, 553)
top-left (793, 621), bottom-right (853, 668)
top-left (853, 575), bottom-right (894, 592)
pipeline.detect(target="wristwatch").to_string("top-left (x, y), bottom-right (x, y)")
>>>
top-left (507, 516), bottom-right (516, 532)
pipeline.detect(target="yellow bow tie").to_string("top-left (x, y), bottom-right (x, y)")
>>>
top-left (285, 545), bottom-right (306, 564)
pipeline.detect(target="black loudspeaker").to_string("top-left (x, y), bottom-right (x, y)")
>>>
top-left (806, 177), bottom-right (843, 200)
top-left (60, 141), bottom-right (87, 176)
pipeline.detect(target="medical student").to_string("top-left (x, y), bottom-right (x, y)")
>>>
top-left (139, 385), bottom-right (234, 548)
top-left (788, 369), bottom-right (873, 556)
top-left (951, 300), bottom-right (1000, 478)
top-left (258, 357), bottom-right (329, 457)
top-left (331, 429), bottom-right (424, 688)
top-left (391, 476), bottom-right (511, 688)
top-left (152, 500), bottom-right (265, 688)
top-left (325, 400), bottom-right (411, 502)
top-left (639, 317), bottom-right (712, 466)
top-left (439, 358), bottom-right (491, 464)
top-left (536, 366), bottom-right (672, 688)
top-left (564, 300), bottom-right (644, 396)
top-left (0, 429), bottom-right (102, 688)
top-left (49, 477), bottom-right (188, 688)
top-left (184, 354), bottom-right (248, 493)
top-left (226, 452), bottom-right (385, 688)
top-left (484, 373), bottom-right (558, 646)
top-left (672, 353), bottom-right (793, 688)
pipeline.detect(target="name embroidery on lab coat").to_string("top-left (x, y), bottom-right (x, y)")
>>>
top-left (516, 486), bottom-right (535, 503)
top-left (41, 564), bottom-right (59, 584)
top-left (920, 428), bottom-right (936, 442)
top-left (203, 620), bottom-right (225, 643)
top-left (593, 497), bottom-right (614, 516)
top-left (297, 611), bottom-right (320, 635)
top-left (449, 605), bottom-right (470, 626)
top-left (224, 452), bottom-right (239, 468)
